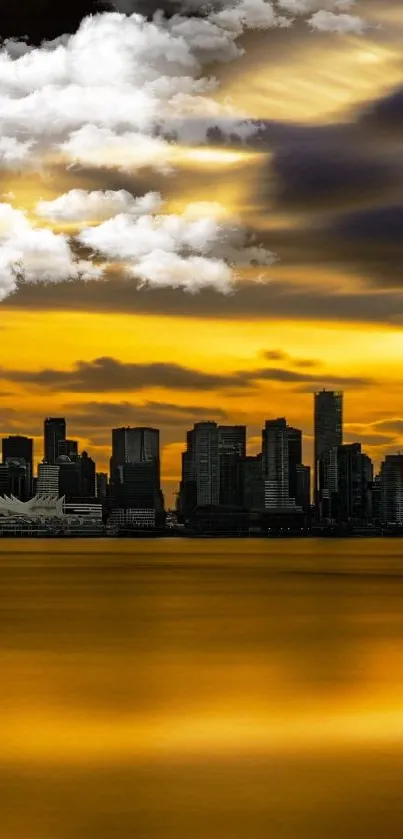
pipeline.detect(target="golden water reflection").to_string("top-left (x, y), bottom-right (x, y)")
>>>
top-left (1, 538), bottom-right (403, 838)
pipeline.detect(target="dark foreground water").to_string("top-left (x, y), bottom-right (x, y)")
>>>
top-left (2, 538), bottom-right (403, 838)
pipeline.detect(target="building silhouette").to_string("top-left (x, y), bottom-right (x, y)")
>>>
top-left (2, 435), bottom-right (34, 497)
top-left (218, 425), bottom-right (246, 506)
top-left (58, 439), bottom-right (79, 459)
top-left (379, 454), bottom-right (403, 524)
top-left (240, 454), bottom-right (264, 510)
top-left (110, 426), bottom-right (162, 515)
top-left (321, 443), bottom-right (373, 521)
top-left (44, 418), bottom-right (66, 465)
top-left (262, 419), bottom-right (291, 509)
top-left (37, 463), bottom-right (60, 494)
top-left (314, 391), bottom-right (343, 505)
top-left (193, 422), bottom-right (220, 506)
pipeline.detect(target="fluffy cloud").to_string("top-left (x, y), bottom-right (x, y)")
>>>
top-left (309, 10), bottom-right (366, 32)
top-left (0, 190), bottom-right (275, 297)
top-left (0, 202), bottom-right (103, 300)
top-left (0, 136), bottom-right (36, 169)
top-left (77, 193), bottom-right (276, 292)
top-left (36, 189), bottom-right (163, 222)
top-left (0, 2), bottom-right (365, 174)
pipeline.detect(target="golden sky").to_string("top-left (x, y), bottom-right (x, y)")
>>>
top-left (1, 0), bottom-right (403, 501)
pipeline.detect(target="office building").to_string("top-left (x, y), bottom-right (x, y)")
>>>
top-left (262, 419), bottom-right (291, 509)
top-left (218, 426), bottom-right (246, 458)
top-left (111, 426), bottom-right (160, 472)
top-left (110, 426), bottom-right (162, 512)
top-left (194, 422), bottom-right (220, 506)
top-left (379, 454), bottom-right (403, 524)
top-left (240, 455), bottom-right (264, 510)
top-left (44, 418), bottom-right (66, 464)
top-left (80, 451), bottom-right (96, 497)
top-left (322, 443), bottom-right (373, 522)
top-left (96, 472), bottom-right (108, 503)
top-left (178, 432), bottom-right (197, 518)
top-left (37, 463), bottom-right (60, 495)
top-left (57, 456), bottom-right (82, 499)
top-left (314, 391), bottom-right (343, 504)
top-left (180, 423), bottom-right (220, 511)
top-left (2, 435), bottom-right (34, 497)
top-left (58, 439), bottom-right (79, 459)
top-left (295, 464), bottom-right (311, 512)
top-left (287, 426), bottom-right (302, 504)
top-left (218, 425), bottom-right (246, 506)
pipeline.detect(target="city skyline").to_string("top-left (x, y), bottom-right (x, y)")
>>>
top-left (3, 388), bottom-right (403, 505)
top-left (1, 0), bottom-right (403, 510)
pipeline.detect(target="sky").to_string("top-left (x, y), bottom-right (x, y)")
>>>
top-left (1, 0), bottom-right (403, 501)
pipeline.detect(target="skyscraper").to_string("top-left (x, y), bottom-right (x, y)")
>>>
top-left (80, 451), bottom-right (96, 497)
top-left (2, 435), bottom-right (34, 497)
top-left (37, 463), bottom-right (60, 495)
top-left (322, 443), bottom-right (373, 522)
top-left (314, 391), bottom-right (343, 503)
top-left (181, 422), bottom-right (220, 508)
top-left (379, 454), bottom-right (403, 524)
top-left (218, 426), bottom-right (246, 458)
top-left (262, 418), bottom-right (290, 508)
top-left (111, 427), bottom-right (160, 472)
top-left (110, 426), bottom-right (162, 510)
top-left (44, 418), bottom-right (66, 464)
top-left (286, 426), bottom-right (302, 504)
top-left (57, 456), bottom-right (82, 499)
top-left (58, 439), bottom-right (79, 459)
top-left (218, 425), bottom-right (246, 506)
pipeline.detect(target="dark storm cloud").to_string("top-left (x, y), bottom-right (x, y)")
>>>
top-left (262, 350), bottom-right (320, 368)
top-left (64, 399), bottom-right (229, 430)
top-left (0, 356), bottom-right (373, 392)
top-left (1, 357), bottom-right (242, 392)
top-left (270, 141), bottom-right (394, 213)
top-left (6, 278), bottom-right (403, 324)
top-left (372, 419), bottom-right (403, 434)
top-left (359, 86), bottom-right (403, 135)
top-left (335, 205), bottom-right (403, 243)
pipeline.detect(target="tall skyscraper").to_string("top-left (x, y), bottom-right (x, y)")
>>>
top-left (240, 455), bottom-right (264, 510)
top-left (111, 426), bottom-right (162, 510)
top-left (2, 435), bottom-right (34, 497)
top-left (322, 443), bottom-right (373, 522)
top-left (179, 431), bottom-right (197, 518)
top-left (44, 418), bottom-right (66, 464)
top-left (96, 472), bottom-right (108, 503)
top-left (218, 425), bottom-right (246, 506)
top-left (80, 451), bottom-right (96, 497)
top-left (111, 427), bottom-right (160, 472)
top-left (181, 422), bottom-right (220, 508)
top-left (218, 426), bottom-right (246, 458)
top-left (194, 422), bottom-right (220, 506)
top-left (379, 454), bottom-right (403, 524)
top-left (286, 426), bottom-right (302, 504)
top-left (262, 418), bottom-right (290, 508)
top-left (314, 391), bottom-right (343, 503)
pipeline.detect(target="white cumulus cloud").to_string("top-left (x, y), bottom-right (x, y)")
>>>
top-left (0, 2), bottom-right (364, 173)
top-left (309, 9), bottom-right (366, 32)
top-left (77, 194), bottom-right (276, 292)
top-left (36, 189), bottom-right (163, 223)
top-left (0, 202), bottom-right (103, 300)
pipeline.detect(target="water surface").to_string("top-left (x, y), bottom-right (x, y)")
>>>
top-left (1, 538), bottom-right (403, 838)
